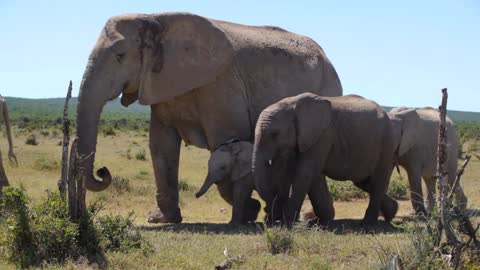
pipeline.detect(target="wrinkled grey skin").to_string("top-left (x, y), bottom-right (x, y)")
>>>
top-left (388, 107), bottom-right (467, 215)
top-left (253, 93), bottom-right (398, 226)
top-left (195, 141), bottom-right (260, 224)
top-left (76, 12), bottom-right (342, 223)
top-left (0, 96), bottom-right (18, 198)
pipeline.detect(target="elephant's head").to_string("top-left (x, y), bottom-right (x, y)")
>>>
top-left (76, 13), bottom-right (234, 191)
top-left (388, 107), bottom-right (421, 158)
top-left (252, 93), bottom-right (332, 220)
top-left (196, 140), bottom-right (252, 198)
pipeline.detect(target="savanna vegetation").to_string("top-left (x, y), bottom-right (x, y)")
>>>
top-left (0, 97), bottom-right (479, 269)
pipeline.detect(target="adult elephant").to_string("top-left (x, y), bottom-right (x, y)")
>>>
top-left (388, 107), bottom-right (467, 215)
top-left (76, 12), bottom-right (343, 223)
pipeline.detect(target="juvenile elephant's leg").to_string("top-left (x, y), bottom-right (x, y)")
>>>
top-left (424, 176), bottom-right (436, 214)
top-left (355, 175), bottom-right (397, 224)
top-left (0, 151), bottom-right (9, 198)
top-left (405, 166), bottom-right (427, 215)
top-left (231, 183), bottom-right (259, 224)
top-left (216, 181), bottom-right (234, 205)
top-left (308, 175), bottom-right (335, 224)
top-left (148, 119), bottom-right (183, 224)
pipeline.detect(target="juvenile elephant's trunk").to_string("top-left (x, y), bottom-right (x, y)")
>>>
top-left (76, 70), bottom-right (113, 192)
top-left (252, 149), bottom-right (273, 203)
top-left (196, 173), bottom-right (216, 198)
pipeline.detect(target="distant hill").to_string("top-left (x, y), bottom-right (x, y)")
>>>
top-left (3, 97), bottom-right (479, 123)
top-left (383, 106), bottom-right (480, 122)
top-left (4, 97), bottom-right (149, 122)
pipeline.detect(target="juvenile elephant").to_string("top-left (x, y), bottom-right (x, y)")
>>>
top-left (388, 107), bottom-right (467, 215)
top-left (253, 93), bottom-right (398, 226)
top-left (195, 140), bottom-right (260, 224)
top-left (0, 96), bottom-right (18, 198)
top-left (75, 12), bottom-right (343, 223)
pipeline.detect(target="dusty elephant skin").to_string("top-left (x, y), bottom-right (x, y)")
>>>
top-left (0, 96), bottom-right (18, 198)
top-left (388, 107), bottom-right (468, 215)
top-left (75, 12), bottom-right (343, 223)
top-left (195, 141), bottom-right (260, 225)
top-left (253, 93), bottom-right (398, 227)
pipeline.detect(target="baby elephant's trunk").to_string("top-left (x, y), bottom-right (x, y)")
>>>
top-left (195, 173), bottom-right (216, 198)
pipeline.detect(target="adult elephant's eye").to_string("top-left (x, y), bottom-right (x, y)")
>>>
top-left (115, 53), bottom-right (125, 63)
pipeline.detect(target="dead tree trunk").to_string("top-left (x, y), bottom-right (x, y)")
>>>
top-left (58, 80), bottom-right (73, 197)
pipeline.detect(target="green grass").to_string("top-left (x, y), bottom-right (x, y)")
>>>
top-left (0, 125), bottom-right (479, 269)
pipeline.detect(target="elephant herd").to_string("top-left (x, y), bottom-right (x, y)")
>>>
top-left (1, 12), bottom-right (465, 227)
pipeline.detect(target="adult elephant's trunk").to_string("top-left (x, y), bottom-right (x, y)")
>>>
top-left (76, 70), bottom-right (113, 192)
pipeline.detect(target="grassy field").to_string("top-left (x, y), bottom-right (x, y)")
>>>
top-left (0, 126), bottom-right (479, 269)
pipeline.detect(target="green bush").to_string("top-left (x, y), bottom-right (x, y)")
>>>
top-left (96, 212), bottom-right (151, 254)
top-left (102, 125), bottom-right (116, 137)
top-left (25, 133), bottom-right (38, 145)
top-left (31, 192), bottom-right (79, 263)
top-left (327, 180), bottom-right (367, 201)
top-left (135, 148), bottom-right (147, 161)
top-left (0, 188), bottom-right (151, 268)
top-left (111, 176), bottom-right (131, 194)
top-left (388, 176), bottom-right (409, 200)
top-left (0, 186), bottom-right (36, 268)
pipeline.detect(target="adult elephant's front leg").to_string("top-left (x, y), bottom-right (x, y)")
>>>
top-left (308, 175), bottom-right (335, 224)
top-left (148, 119), bottom-right (182, 224)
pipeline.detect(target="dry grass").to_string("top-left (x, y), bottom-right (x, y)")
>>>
top-left (1, 130), bottom-right (479, 269)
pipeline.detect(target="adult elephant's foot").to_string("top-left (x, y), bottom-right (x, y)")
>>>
top-left (147, 208), bottom-right (182, 224)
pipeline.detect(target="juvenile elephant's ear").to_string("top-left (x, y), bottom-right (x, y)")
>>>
top-left (139, 14), bottom-right (234, 105)
top-left (232, 142), bottom-right (253, 182)
top-left (395, 108), bottom-right (421, 156)
top-left (295, 93), bottom-right (332, 153)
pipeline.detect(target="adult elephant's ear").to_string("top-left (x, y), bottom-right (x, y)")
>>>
top-left (395, 109), bottom-right (421, 156)
top-left (139, 14), bottom-right (234, 105)
top-left (295, 93), bottom-right (332, 153)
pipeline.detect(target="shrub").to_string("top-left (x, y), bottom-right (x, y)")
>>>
top-left (388, 176), bottom-right (409, 200)
top-left (264, 226), bottom-right (294, 255)
top-left (96, 212), bottom-right (151, 254)
top-left (135, 148), bottom-right (147, 161)
top-left (31, 192), bottom-right (79, 263)
top-left (25, 133), bottom-right (38, 145)
top-left (111, 176), bottom-right (131, 194)
top-left (34, 156), bottom-right (61, 171)
top-left (40, 130), bottom-right (49, 137)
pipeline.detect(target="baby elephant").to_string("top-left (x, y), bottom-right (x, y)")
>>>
top-left (253, 93), bottom-right (399, 226)
top-left (196, 140), bottom-right (261, 224)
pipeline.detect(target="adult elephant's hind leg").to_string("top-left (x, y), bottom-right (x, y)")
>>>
top-left (0, 150), bottom-right (9, 198)
top-left (148, 119), bottom-right (183, 224)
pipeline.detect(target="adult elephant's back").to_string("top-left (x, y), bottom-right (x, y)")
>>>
top-left (214, 19), bottom-right (343, 121)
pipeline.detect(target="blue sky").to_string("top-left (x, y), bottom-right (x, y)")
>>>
top-left (1, 1), bottom-right (479, 111)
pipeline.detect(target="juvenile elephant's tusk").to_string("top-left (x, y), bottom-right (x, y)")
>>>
top-left (268, 160), bottom-right (272, 166)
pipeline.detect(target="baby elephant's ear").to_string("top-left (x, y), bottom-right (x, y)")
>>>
top-left (232, 142), bottom-right (253, 182)
top-left (295, 94), bottom-right (332, 153)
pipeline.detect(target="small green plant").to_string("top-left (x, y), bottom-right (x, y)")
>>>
top-left (95, 212), bottom-right (152, 254)
top-left (25, 133), bottom-right (38, 145)
top-left (111, 176), bottom-right (131, 194)
top-left (264, 226), bottom-right (294, 255)
top-left (102, 125), bottom-right (116, 137)
top-left (135, 148), bottom-right (147, 161)
top-left (178, 179), bottom-right (190, 192)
